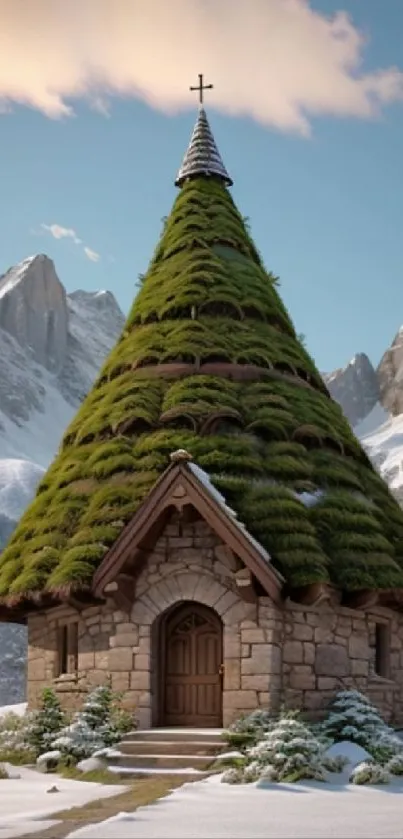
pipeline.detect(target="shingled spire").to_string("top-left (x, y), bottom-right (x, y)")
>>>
top-left (175, 75), bottom-right (232, 187)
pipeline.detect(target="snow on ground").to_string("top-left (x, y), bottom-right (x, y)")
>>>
top-left (0, 702), bottom-right (27, 718)
top-left (0, 765), bottom-right (126, 839)
top-left (66, 773), bottom-right (403, 839)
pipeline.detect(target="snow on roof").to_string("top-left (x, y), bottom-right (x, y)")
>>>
top-left (188, 461), bottom-right (273, 566)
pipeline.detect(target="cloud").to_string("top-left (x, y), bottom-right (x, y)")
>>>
top-left (0, 0), bottom-right (402, 134)
top-left (83, 246), bottom-right (100, 263)
top-left (41, 223), bottom-right (100, 262)
top-left (41, 224), bottom-right (82, 245)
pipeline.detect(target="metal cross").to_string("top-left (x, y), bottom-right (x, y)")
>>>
top-left (190, 74), bottom-right (213, 105)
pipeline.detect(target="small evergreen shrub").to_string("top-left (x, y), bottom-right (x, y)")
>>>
top-left (223, 709), bottom-right (274, 750)
top-left (27, 688), bottom-right (67, 758)
top-left (350, 761), bottom-right (390, 785)
top-left (0, 712), bottom-right (35, 764)
top-left (49, 684), bottom-right (134, 765)
top-left (322, 754), bottom-right (349, 773)
top-left (222, 713), bottom-right (328, 784)
top-left (0, 764), bottom-right (9, 779)
top-left (386, 754), bottom-right (403, 776)
top-left (321, 690), bottom-right (402, 761)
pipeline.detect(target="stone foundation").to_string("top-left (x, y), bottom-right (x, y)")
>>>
top-left (27, 514), bottom-right (403, 727)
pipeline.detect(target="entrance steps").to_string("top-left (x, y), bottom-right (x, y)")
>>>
top-left (107, 728), bottom-right (225, 777)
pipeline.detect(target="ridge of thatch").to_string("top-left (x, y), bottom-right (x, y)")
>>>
top-left (1, 174), bottom-right (403, 605)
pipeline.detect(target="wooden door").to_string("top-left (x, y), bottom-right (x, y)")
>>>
top-left (162, 602), bottom-right (223, 727)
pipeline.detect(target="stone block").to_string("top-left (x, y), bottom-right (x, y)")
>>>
top-left (314, 627), bottom-right (334, 643)
top-left (315, 644), bottom-right (350, 677)
top-left (349, 635), bottom-right (370, 660)
top-left (225, 659), bottom-right (241, 690)
top-left (224, 601), bottom-right (255, 626)
top-left (110, 632), bottom-right (139, 648)
top-left (289, 670), bottom-right (315, 690)
top-left (292, 623), bottom-right (313, 641)
top-left (94, 652), bottom-right (109, 670)
top-left (317, 677), bottom-right (338, 690)
top-left (134, 654), bottom-right (151, 672)
top-left (109, 648), bottom-right (134, 671)
top-left (223, 631), bottom-right (241, 659)
top-left (303, 643), bottom-right (315, 665)
top-left (79, 652), bottom-right (95, 670)
top-left (241, 628), bottom-right (266, 644)
top-left (351, 658), bottom-right (369, 676)
top-left (214, 590), bottom-right (240, 617)
top-left (268, 646), bottom-right (282, 675)
top-left (241, 674), bottom-right (269, 691)
top-left (224, 690), bottom-right (258, 710)
top-left (241, 644), bottom-right (251, 658)
top-left (28, 660), bottom-right (46, 680)
top-left (130, 671), bottom-right (150, 691)
top-left (283, 641), bottom-right (303, 664)
top-left (241, 644), bottom-right (271, 674)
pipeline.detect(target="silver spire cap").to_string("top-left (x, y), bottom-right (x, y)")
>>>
top-left (175, 107), bottom-right (233, 188)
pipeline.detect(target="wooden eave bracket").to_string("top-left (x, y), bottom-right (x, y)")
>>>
top-left (289, 582), bottom-right (337, 607)
top-left (343, 589), bottom-right (379, 610)
top-left (235, 567), bottom-right (257, 603)
top-left (103, 574), bottom-right (136, 614)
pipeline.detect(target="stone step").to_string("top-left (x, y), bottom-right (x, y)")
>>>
top-left (108, 765), bottom-right (209, 778)
top-left (123, 728), bottom-right (224, 744)
top-left (110, 753), bottom-right (215, 771)
top-left (118, 739), bottom-right (222, 757)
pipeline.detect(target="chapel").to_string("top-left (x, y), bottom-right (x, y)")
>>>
top-left (2, 82), bottom-right (403, 728)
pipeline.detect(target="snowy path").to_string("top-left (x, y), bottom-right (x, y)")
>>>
top-left (0, 765), bottom-right (126, 839)
top-left (67, 773), bottom-right (403, 839)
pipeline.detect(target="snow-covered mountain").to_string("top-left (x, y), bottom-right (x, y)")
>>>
top-left (0, 254), bottom-right (124, 705)
top-left (0, 255), bottom-right (124, 466)
top-left (326, 329), bottom-right (403, 506)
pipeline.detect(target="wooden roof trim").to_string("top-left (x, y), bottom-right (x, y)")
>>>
top-left (93, 461), bottom-right (284, 603)
top-left (92, 461), bottom-right (183, 594)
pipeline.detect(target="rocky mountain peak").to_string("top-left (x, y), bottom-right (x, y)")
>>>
top-left (377, 327), bottom-right (403, 416)
top-left (0, 254), bottom-right (68, 373)
top-left (324, 352), bottom-right (380, 427)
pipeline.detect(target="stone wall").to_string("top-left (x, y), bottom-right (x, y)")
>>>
top-left (27, 510), bottom-right (403, 727)
top-left (282, 601), bottom-right (403, 724)
top-left (27, 514), bottom-right (281, 727)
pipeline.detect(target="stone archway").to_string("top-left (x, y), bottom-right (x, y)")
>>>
top-left (158, 601), bottom-right (223, 727)
top-left (131, 571), bottom-right (257, 729)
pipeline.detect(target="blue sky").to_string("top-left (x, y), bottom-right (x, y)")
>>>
top-left (0, 0), bottom-right (403, 372)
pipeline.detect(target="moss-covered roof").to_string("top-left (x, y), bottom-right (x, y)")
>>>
top-left (2, 114), bottom-right (403, 605)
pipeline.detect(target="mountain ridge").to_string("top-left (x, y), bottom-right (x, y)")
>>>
top-left (0, 253), bottom-right (124, 706)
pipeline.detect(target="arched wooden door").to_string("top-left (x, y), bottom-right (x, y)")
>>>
top-left (161, 602), bottom-right (223, 727)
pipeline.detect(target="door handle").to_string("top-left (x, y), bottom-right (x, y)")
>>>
top-left (218, 663), bottom-right (225, 677)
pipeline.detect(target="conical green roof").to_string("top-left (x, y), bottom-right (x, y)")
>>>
top-left (2, 110), bottom-right (403, 606)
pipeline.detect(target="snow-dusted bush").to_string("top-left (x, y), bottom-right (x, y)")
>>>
top-left (26, 688), bottom-right (67, 758)
top-left (350, 761), bottom-right (390, 785)
top-left (224, 709), bottom-right (274, 750)
top-left (386, 754), bottom-right (403, 776)
top-left (0, 763), bottom-right (9, 779)
top-left (49, 685), bottom-right (133, 765)
top-left (321, 690), bottom-right (402, 762)
top-left (221, 767), bottom-right (244, 784)
top-left (0, 711), bottom-right (34, 764)
top-left (322, 754), bottom-right (349, 773)
top-left (222, 713), bottom-right (328, 784)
